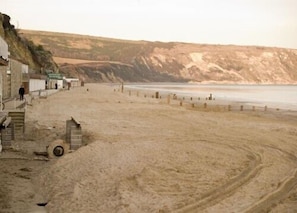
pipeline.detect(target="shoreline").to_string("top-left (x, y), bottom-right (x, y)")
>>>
top-left (120, 85), bottom-right (297, 114)
top-left (123, 82), bottom-right (297, 111)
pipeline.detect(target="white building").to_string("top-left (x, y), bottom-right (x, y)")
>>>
top-left (0, 36), bottom-right (9, 62)
top-left (28, 74), bottom-right (46, 92)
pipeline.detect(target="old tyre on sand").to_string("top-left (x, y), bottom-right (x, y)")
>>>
top-left (47, 139), bottom-right (69, 158)
top-left (53, 145), bottom-right (64, 156)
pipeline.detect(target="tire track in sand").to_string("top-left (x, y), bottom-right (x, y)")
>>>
top-left (244, 169), bottom-right (297, 213)
top-left (243, 145), bottom-right (297, 213)
top-left (203, 144), bottom-right (297, 212)
top-left (174, 147), bottom-right (262, 212)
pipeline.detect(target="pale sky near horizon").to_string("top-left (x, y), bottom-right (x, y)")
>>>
top-left (1, 0), bottom-right (297, 49)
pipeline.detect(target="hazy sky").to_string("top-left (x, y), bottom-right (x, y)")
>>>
top-left (2, 0), bottom-right (297, 49)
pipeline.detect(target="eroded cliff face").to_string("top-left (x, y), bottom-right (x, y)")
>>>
top-left (146, 44), bottom-right (297, 83)
top-left (20, 30), bottom-right (297, 83)
top-left (58, 44), bottom-right (297, 83)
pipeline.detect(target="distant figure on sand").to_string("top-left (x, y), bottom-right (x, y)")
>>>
top-left (19, 85), bottom-right (25, 101)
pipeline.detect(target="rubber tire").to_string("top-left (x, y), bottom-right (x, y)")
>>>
top-left (47, 139), bottom-right (69, 158)
top-left (53, 145), bottom-right (64, 157)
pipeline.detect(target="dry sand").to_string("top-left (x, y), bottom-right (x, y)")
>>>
top-left (1, 83), bottom-right (297, 213)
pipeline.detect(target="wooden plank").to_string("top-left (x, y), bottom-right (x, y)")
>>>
top-left (2, 117), bottom-right (11, 128)
top-left (0, 114), bottom-right (7, 124)
top-left (71, 117), bottom-right (81, 127)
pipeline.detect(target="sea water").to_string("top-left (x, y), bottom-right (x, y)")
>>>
top-left (125, 83), bottom-right (297, 111)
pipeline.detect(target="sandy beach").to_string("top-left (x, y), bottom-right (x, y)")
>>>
top-left (1, 83), bottom-right (297, 213)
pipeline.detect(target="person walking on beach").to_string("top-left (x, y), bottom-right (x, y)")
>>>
top-left (19, 85), bottom-right (25, 101)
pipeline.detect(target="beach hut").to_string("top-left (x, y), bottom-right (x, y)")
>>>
top-left (1, 38), bottom-right (24, 100)
top-left (63, 77), bottom-right (81, 89)
top-left (28, 73), bottom-right (47, 92)
top-left (46, 71), bottom-right (64, 89)
top-left (0, 37), bottom-right (14, 149)
top-left (9, 59), bottom-right (28, 98)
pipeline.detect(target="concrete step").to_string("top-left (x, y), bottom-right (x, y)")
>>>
top-left (8, 109), bottom-right (25, 134)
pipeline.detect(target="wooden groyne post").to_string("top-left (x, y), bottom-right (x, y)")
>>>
top-left (155, 91), bottom-right (159, 99)
top-left (121, 83), bottom-right (124, 93)
top-left (167, 95), bottom-right (171, 104)
top-left (209, 93), bottom-right (213, 100)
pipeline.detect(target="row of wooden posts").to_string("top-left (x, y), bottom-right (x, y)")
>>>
top-left (116, 85), bottom-right (273, 112)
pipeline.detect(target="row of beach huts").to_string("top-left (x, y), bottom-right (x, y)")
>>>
top-left (0, 36), bottom-right (82, 103)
